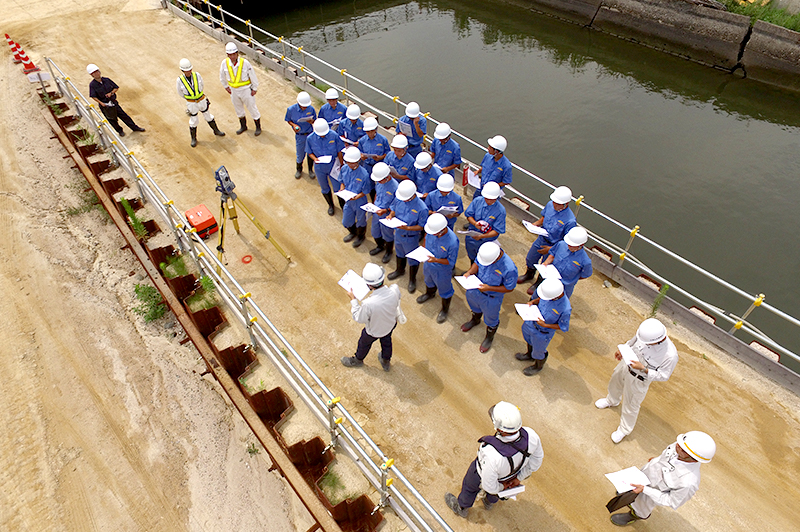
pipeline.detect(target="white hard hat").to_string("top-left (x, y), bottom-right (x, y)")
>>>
top-left (437, 174), bottom-right (454, 192)
top-left (313, 118), bottom-right (329, 137)
top-left (297, 91), bottom-right (312, 107)
top-left (482, 182), bottom-right (501, 200)
top-left (371, 162), bottom-right (390, 181)
top-left (490, 401), bottom-right (522, 433)
top-left (390, 134), bottom-right (408, 149)
top-left (86, 63), bottom-right (99, 74)
top-left (477, 242), bottom-right (501, 266)
top-left (564, 226), bottom-right (588, 247)
top-left (550, 186), bottom-right (572, 204)
top-left (362, 263), bottom-right (385, 286)
top-left (488, 135), bottom-right (507, 152)
top-left (434, 122), bottom-right (451, 140)
top-left (636, 318), bottom-right (667, 344)
top-left (425, 213), bottom-right (448, 235)
top-left (225, 42), bottom-right (238, 54)
top-left (395, 180), bottom-right (417, 201)
top-left (325, 88), bottom-right (339, 100)
top-left (677, 431), bottom-right (716, 463)
top-left (405, 101), bottom-right (420, 118)
top-left (346, 104), bottom-right (361, 120)
top-left (179, 58), bottom-right (192, 71)
top-left (363, 117), bottom-right (378, 132)
top-left (344, 146), bottom-right (361, 163)
top-left (537, 278), bottom-right (564, 301)
top-left (414, 152), bottom-right (433, 169)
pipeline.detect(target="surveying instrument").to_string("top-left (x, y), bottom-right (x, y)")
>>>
top-left (214, 166), bottom-right (290, 271)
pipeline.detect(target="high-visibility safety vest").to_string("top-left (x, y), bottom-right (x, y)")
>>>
top-left (179, 72), bottom-right (204, 100)
top-left (226, 58), bottom-right (250, 88)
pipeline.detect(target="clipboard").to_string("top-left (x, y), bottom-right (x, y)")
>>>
top-left (606, 491), bottom-right (639, 513)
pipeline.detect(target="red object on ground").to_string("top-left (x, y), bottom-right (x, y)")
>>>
top-left (462, 166), bottom-right (468, 187)
top-left (185, 204), bottom-right (218, 239)
top-left (242, 255), bottom-right (253, 264)
top-left (17, 46), bottom-right (40, 73)
top-left (5, 35), bottom-right (21, 64)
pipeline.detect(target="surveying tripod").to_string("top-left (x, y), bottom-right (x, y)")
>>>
top-left (214, 166), bottom-right (290, 272)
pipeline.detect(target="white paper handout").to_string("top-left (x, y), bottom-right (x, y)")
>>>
top-left (535, 263), bottom-right (562, 280)
top-left (605, 467), bottom-right (651, 494)
top-left (335, 189), bottom-right (358, 202)
top-left (361, 203), bottom-right (381, 213)
top-left (457, 230), bottom-right (484, 238)
top-left (340, 136), bottom-right (357, 145)
top-left (522, 220), bottom-right (549, 236)
top-left (380, 217), bottom-right (407, 229)
top-left (618, 344), bottom-right (639, 367)
top-left (515, 303), bottom-right (544, 322)
top-left (316, 155), bottom-right (333, 164)
top-left (329, 118), bottom-right (341, 130)
top-left (406, 246), bottom-right (434, 263)
top-left (338, 270), bottom-right (370, 301)
top-left (298, 115), bottom-right (315, 123)
top-left (466, 167), bottom-right (480, 188)
top-left (416, 192), bottom-right (426, 198)
top-left (437, 206), bottom-right (458, 214)
top-left (330, 159), bottom-right (342, 180)
top-left (433, 163), bottom-right (442, 170)
top-left (455, 275), bottom-right (483, 291)
top-left (397, 121), bottom-right (413, 136)
top-left (497, 485), bottom-right (526, 499)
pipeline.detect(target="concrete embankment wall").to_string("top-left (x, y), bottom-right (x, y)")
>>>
top-left (516, 0), bottom-right (800, 92)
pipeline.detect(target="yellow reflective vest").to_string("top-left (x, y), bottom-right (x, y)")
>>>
top-left (179, 72), bottom-right (204, 100)
top-left (225, 58), bottom-right (250, 88)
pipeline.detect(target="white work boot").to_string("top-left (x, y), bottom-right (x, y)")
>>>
top-left (611, 429), bottom-right (626, 444)
top-left (595, 398), bottom-right (617, 409)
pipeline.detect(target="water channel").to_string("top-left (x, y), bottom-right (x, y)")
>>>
top-left (222, 0), bottom-right (800, 366)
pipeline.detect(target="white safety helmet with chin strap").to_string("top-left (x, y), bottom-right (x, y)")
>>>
top-left (550, 186), bottom-right (572, 205)
top-left (371, 162), bottom-right (391, 181)
top-left (362, 263), bottom-right (385, 287)
top-left (86, 63), bottom-right (100, 74)
top-left (477, 242), bottom-right (501, 266)
top-left (395, 180), bottom-right (417, 201)
top-left (488, 135), bottom-right (507, 153)
top-left (437, 174), bottom-right (455, 192)
top-left (325, 88), bottom-right (339, 100)
top-left (391, 134), bottom-right (408, 149)
top-left (344, 146), bottom-right (361, 163)
top-left (424, 213), bottom-right (448, 235)
top-left (537, 278), bottom-right (564, 301)
top-left (363, 117), bottom-right (378, 132)
top-left (564, 226), bottom-right (588, 247)
top-left (677, 431), bottom-right (716, 463)
top-left (434, 122), bottom-right (451, 139)
top-left (297, 91), bottom-right (312, 107)
top-left (482, 181), bottom-right (501, 200)
top-left (313, 118), bottom-right (330, 137)
top-left (346, 104), bottom-right (361, 120)
top-left (225, 42), bottom-right (238, 54)
top-left (490, 401), bottom-right (522, 434)
top-left (179, 58), bottom-right (192, 71)
top-left (405, 101), bottom-right (420, 118)
top-left (414, 152), bottom-right (433, 169)
top-left (636, 318), bottom-right (667, 344)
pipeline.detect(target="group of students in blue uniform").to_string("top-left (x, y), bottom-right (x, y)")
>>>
top-left (286, 94), bottom-right (594, 374)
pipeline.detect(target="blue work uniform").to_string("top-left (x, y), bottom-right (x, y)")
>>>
top-left (372, 178), bottom-right (398, 242)
top-left (521, 295), bottom-right (571, 360)
top-left (423, 229), bottom-right (459, 299)
top-left (425, 190), bottom-right (463, 231)
top-left (284, 103), bottom-right (317, 164)
top-left (385, 151), bottom-right (415, 182)
top-left (398, 115), bottom-right (427, 158)
top-left (475, 153), bottom-right (513, 198)
top-left (548, 241), bottom-right (593, 299)
top-left (340, 165), bottom-right (370, 228)
top-left (305, 132), bottom-right (345, 194)
top-left (465, 253), bottom-right (518, 328)
top-left (357, 132), bottom-right (389, 195)
top-left (431, 137), bottom-right (462, 176)
top-left (389, 197), bottom-right (429, 265)
top-left (413, 165), bottom-right (443, 195)
top-left (318, 102), bottom-right (345, 132)
top-left (463, 197), bottom-right (507, 263)
top-left (341, 118), bottom-right (364, 144)
top-left (525, 201), bottom-right (577, 268)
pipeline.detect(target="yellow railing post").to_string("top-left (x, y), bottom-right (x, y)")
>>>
top-left (618, 225), bottom-right (639, 267)
top-left (729, 294), bottom-right (765, 334)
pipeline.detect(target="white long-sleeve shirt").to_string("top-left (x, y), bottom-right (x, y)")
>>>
top-left (639, 442), bottom-right (701, 510)
top-left (219, 57), bottom-right (259, 90)
top-left (477, 427), bottom-right (544, 495)
top-left (350, 284), bottom-right (400, 338)
top-left (626, 335), bottom-right (678, 382)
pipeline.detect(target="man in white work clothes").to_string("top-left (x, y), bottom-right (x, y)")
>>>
top-left (610, 431), bottom-right (715, 526)
top-left (219, 42), bottom-right (261, 136)
top-left (445, 401), bottom-right (543, 518)
top-left (176, 58), bottom-right (225, 148)
top-left (595, 318), bottom-right (678, 443)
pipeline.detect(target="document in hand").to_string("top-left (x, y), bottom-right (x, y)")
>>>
top-left (455, 275), bottom-right (483, 291)
top-left (330, 159), bottom-right (342, 180)
top-left (338, 270), bottom-right (370, 301)
top-left (316, 155), bottom-right (333, 164)
top-left (406, 246), bottom-right (434, 263)
top-left (535, 263), bottom-right (562, 279)
top-left (618, 344), bottom-right (639, 366)
top-left (437, 206), bottom-right (459, 213)
top-left (604, 467), bottom-right (650, 493)
top-left (497, 485), bottom-right (526, 499)
top-left (361, 203), bottom-right (381, 213)
top-left (522, 220), bottom-right (549, 236)
top-left (466, 167), bottom-right (480, 188)
top-left (340, 136), bottom-right (357, 145)
top-left (298, 115), bottom-right (315, 123)
top-left (456, 230), bottom-right (484, 238)
top-left (515, 303), bottom-right (544, 322)
top-left (380, 217), bottom-right (407, 229)
top-left (335, 189), bottom-right (358, 202)
top-left (397, 121), bottom-right (413, 136)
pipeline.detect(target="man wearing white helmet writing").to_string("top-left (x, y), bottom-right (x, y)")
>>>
top-left (306, 118), bottom-right (346, 216)
top-left (445, 401), bottom-right (543, 518)
top-left (473, 135), bottom-right (512, 198)
top-left (176, 59), bottom-right (225, 148)
top-left (515, 278), bottom-right (571, 376)
top-left (87, 63), bottom-right (145, 137)
top-left (285, 91), bottom-right (317, 179)
top-left (595, 318), bottom-right (679, 443)
top-left (609, 431), bottom-right (715, 526)
top-left (398, 101), bottom-right (427, 158)
top-left (219, 42), bottom-right (261, 136)
top-left (318, 88), bottom-right (345, 132)
top-left (529, 226), bottom-right (593, 299)
top-left (430, 122), bottom-right (462, 177)
top-left (356, 117), bottom-right (389, 202)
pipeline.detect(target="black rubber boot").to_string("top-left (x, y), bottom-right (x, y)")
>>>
top-left (461, 312), bottom-right (483, 332)
top-left (352, 226), bottom-right (366, 248)
top-left (254, 118), bottom-right (262, 136)
top-left (437, 297), bottom-right (452, 323)
top-left (323, 192), bottom-right (335, 216)
top-left (295, 163), bottom-right (303, 179)
top-left (517, 267), bottom-right (535, 284)
top-left (236, 117), bottom-right (247, 135)
top-left (479, 326), bottom-right (498, 353)
top-left (343, 225), bottom-right (357, 243)
top-left (382, 242), bottom-right (394, 264)
top-left (523, 352), bottom-right (549, 376)
top-left (388, 257), bottom-right (406, 280)
top-left (369, 237), bottom-right (385, 256)
top-left (408, 264), bottom-right (419, 293)
top-left (515, 343), bottom-right (534, 361)
top-left (338, 197), bottom-right (346, 209)
top-left (189, 127), bottom-right (197, 148)
top-left (209, 119), bottom-right (225, 136)
top-left (307, 155), bottom-right (316, 178)
top-left (416, 285), bottom-right (437, 304)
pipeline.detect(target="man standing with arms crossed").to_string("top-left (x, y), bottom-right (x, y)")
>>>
top-left (219, 42), bottom-right (261, 136)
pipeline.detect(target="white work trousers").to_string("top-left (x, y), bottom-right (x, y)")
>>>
top-left (186, 98), bottom-right (214, 128)
top-left (631, 491), bottom-right (657, 519)
top-left (229, 85), bottom-right (260, 120)
top-left (605, 360), bottom-right (651, 436)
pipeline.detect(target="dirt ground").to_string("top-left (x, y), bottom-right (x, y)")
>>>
top-left (3, 1), bottom-right (800, 531)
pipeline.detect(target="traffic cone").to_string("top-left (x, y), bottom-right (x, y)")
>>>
top-left (5, 34), bottom-right (21, 64)
top-left (17, 47), bottom-right (40, 74)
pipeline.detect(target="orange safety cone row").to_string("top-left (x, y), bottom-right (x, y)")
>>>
top-left (5, 34), bottom-right (21, 63)
top-left (17, 46), bottom-right (40, 74)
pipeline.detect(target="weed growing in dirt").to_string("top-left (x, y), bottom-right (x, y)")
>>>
top-left (648, 284), bottom-right (670, 319)
top-left (200, 274), bottom-right (216, 293)
top-left (160, 254), bottom-right (189, 279)
top-left (721, 0), bottom-right (800, 32)
top-left (246, 442), bottom-right (260, 456)
top-left (121, 198), bottom-right (148, 241)
top-left (133, 284), bottom-right (167, 322)
top-left (319, 471), bottom-right (357, 505)
top-left (70, 125), bottom-right (96, 146)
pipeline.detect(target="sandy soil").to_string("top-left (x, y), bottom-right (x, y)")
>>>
top-left (3, 1), bottom-right (800, 531)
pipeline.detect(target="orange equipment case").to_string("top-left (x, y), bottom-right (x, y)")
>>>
top-left (185, 204), bottom-right (218, 239)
